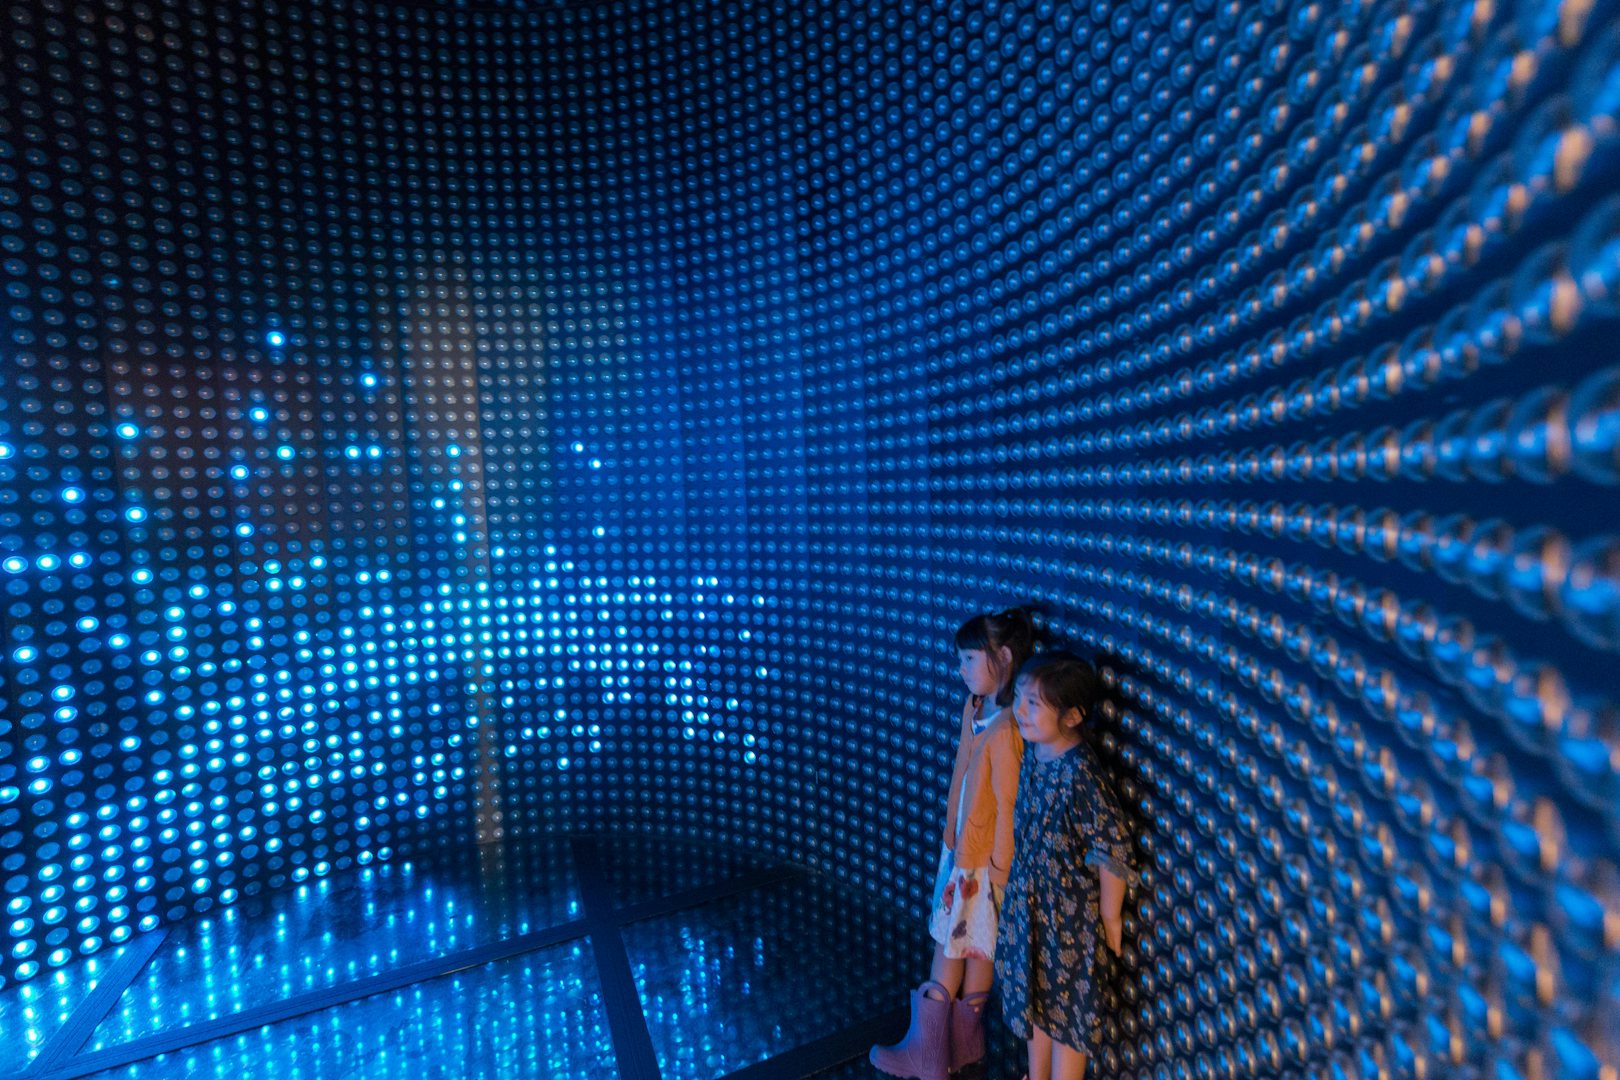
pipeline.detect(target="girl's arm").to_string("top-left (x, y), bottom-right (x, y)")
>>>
top-left (987, 722), bottom-right (1020, 887)
top-left (1099, 866), bottom-right (1126, 954)
top-left (941, 695), bottom-right (978, 848)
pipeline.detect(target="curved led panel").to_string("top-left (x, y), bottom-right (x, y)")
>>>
top-left (2, 0), bottom-right (1618, 1074)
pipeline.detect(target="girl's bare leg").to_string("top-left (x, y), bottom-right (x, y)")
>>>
top-left (1027, 1025), bottom-right (1055, 1080)
top-left (927, 940), bottom-right (964, 998)
top-left (962, 955), bottom-right (994, 996)
top-left (1050, 1035), bottom-right (1088, 1080)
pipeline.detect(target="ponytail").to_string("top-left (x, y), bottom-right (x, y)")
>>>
top-left (955, 606), bottom-right (1038, 707)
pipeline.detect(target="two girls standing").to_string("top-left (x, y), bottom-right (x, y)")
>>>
top-left (869, 609), bottom-right (1138, 1080)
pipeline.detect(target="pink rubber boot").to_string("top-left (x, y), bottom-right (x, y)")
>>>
top-left (869, 981), bottom-right (952, 1080)
top-left (948, 990), bottom-right (990, 1072)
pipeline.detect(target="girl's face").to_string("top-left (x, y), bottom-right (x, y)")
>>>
top-left (958, 648), bottom-right (1001, 698)
top-left (1014, 678), bottom-right (1081, 748)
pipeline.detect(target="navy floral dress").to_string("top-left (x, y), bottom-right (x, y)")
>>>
top-left (994, 738), bottom-right (1139, 1050)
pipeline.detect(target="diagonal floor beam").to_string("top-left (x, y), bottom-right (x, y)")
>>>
top-left (24, 838), bottom-right (828, 1080)
top-left (30, 920), bottom-right (589, 1080)
top-left (572, 837), bottom-right (664, 1080)
top-left (27, 928), bottom-right (170, 1076)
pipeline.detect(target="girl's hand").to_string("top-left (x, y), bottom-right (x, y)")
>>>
top-left (1098, 867), bottom-right (1127, 956)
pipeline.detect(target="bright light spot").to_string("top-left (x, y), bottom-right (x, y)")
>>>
top-left (266, 331), bottom-right (285, 347)
top-left (249, 407), bottom-right (269, 422)
top-left (126, 507), bottom-right (146, 522)
top-left (116, 423), bottom-right (139, 439)
top-left (61, 487), bottom-right (83, 503)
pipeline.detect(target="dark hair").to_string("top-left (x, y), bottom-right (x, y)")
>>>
top-left (1016, 652), bottom-right (1099, 732)
top-left (954, 607), bottom-right (1036, 706)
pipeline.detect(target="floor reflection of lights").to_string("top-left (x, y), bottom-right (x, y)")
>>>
top-left (82, 941), bottom-right (615, 1080)
top-left (90, 838), bottom-right (583, 1048)
top-left (9, 836), bottom-right (927, 1080)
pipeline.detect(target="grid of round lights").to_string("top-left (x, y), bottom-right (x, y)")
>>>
top-left (2, 0), bottom-right (1619, 1074)
top-left (0, 0), bottom-right (485, 985)
top-left (514, 0), bottom-right (1620, 1074)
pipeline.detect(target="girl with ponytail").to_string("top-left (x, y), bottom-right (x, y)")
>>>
top-left (870, 607), bottom-right (1036, 1080)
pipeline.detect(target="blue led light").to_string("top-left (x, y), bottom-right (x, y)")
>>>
top-left (0, 8), bottom-right (1611, 1078)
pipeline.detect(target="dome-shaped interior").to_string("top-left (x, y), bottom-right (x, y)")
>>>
top-left (2, 0), bottom-right (1618, 1074)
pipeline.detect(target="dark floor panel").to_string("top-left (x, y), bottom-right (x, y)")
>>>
top-left (804, 993), bottom-right (1029, 1080)
top-left (807, 1060), bottom-right (887, 1080)
top-left (0, 946), bottom-right (135, 1074)
top-left (89, 839), bottom-right (580, 1048)
top-left (82, 940), bottom-right (615, 1080)
top-left (595, 834), bottom-right (781, 908)
top-left (622, 877), bottom-right (917, 1080)
top-left (811, 1051), bottom-right (1020, 1080)
top-left (815, 1063), bottom-right (1023, 1080)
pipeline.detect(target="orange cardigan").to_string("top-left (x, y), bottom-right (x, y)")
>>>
top-left (942, 694), bottom-right (1024, 887)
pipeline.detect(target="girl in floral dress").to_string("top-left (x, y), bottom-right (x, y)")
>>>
top-left (996, 652), bottom-right (1138, 1080)
top-left (870, 608), bottom-right (1035, 1080)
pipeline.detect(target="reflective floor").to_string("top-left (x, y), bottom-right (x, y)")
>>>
top-left (90, 838), bottom-right (583, 1049)
top-left (2, 835), bottom-right (1009, 1080)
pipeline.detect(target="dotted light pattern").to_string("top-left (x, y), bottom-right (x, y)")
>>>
top-left (518, 0), bottom-right (1620, 1075)
top-left (0, 0), bottom-right (487, 985)
top-left (1, 0), bottom-right (1618, 1078)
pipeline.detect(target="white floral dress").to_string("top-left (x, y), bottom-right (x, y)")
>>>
top-left (927, 706), bottom-right (1005, 960)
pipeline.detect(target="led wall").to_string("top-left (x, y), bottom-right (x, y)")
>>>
top-left (0, 0), bottom-right (493, 982)
top-left (4, 0), bottom-right (1620, 1074)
